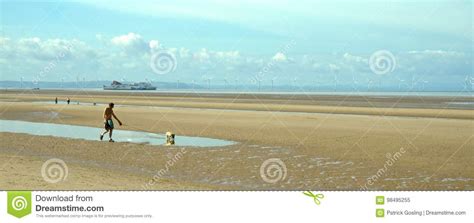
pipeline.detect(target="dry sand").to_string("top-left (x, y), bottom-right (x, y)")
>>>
top-left (0, 89), bottom-right (473, 190)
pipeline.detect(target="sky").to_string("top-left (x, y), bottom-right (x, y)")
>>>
top-left (0, 0), bottom-right (472, 91)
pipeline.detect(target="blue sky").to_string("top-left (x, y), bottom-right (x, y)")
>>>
top-left (0, 0), bottom-right (472, 90)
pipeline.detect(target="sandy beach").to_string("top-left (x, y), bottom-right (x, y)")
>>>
top-left (0, 89), bottom-right (473, 190)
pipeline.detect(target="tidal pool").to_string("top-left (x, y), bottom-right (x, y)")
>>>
top-left (0, 119), bottom-right (236, 147)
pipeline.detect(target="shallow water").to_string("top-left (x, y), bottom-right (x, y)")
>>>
top-left (0, 120), bottom-right (236, 147)
top-left (32, 101), bottom-right (104, 106)
top-left (27, 96), bottom-right (474, 113)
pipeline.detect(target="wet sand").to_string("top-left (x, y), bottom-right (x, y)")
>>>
top-left (0, 89), bottom-right (473, 190)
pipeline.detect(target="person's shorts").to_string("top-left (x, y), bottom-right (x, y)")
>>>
top-left (104, 119), bottom-right (114, 129)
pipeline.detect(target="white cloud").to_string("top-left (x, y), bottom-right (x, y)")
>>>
top-left (179, 48), bottom-right (190, 58)
top-left (111, 33), bottom-right (148, 52)
top-left (215, 50), bottom-right (240, 59)
top-left (272, 52), bottom-right (287, 62)
top-left (328, 63), bottom-right (340, 73)
top-left (343, 53), bottom-right (367, 63)
top-left (0, 34), bottom-right (471, 89)
top-left (8, 38), bottom-right (83, 61)
top-left (149, 40), bottom-right (160, 51)
top-left (0, 37), bottom-right (10, 43)
top-left (193, 48), bottom-right (210, 61)
top-left (111, 32), bottom-right (141, 46)
top-left (407, 50), bottom-right (464, 57)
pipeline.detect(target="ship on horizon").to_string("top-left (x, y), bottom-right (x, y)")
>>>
top-left (103, 80), bottom-right (156, 90)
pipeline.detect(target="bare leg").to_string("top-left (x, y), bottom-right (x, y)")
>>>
top-left (100, 129), bottom-right (109, 140)
top-left (109, 129), bottom-right (113, 139)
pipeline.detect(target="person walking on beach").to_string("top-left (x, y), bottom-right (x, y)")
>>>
top-left (100, 102), bottom-right (122, 142)
top-left (66, 97), bottom-right (70, 104)
top-left (55, 97), bottom-right (58, 104)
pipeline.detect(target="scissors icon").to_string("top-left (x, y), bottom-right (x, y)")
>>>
top-left (303, 191), bottom-right (324, 205)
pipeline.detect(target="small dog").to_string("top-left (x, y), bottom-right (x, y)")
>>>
top-left (166, 132), bottom-right (175, 145)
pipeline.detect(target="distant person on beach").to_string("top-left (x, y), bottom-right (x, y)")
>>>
top-left (55, 97), bottom-right (58, 104)
top-left (100, 103), bottom-right (122, 142)
top-left (66, 97), bottom-right (70, 104)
